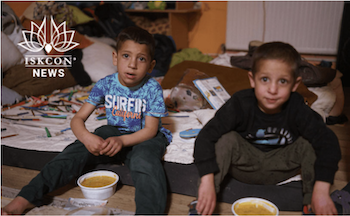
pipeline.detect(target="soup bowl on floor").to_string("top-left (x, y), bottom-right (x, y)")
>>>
top-left (232, 197), bottom-right (279, 216)
top-left (77, 170), bottom-right (119, 200)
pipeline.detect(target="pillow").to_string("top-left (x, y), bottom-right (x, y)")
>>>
top-left (3, 64), bottom-right (77, 97)
top-left (193, 109), bottom-right (217, 126)
top-left (1, 32), bottom-right (23, 72)
top-left (64, 5), bottom-right (95, 26)
top-left (7, 25), bottom-right (46, 57)
top-left (81, 36), bottom-right (117, 82)
top-left (90, 36), bottom-right (117, 47)
top-left (1, 86), bottom-right (24, 106)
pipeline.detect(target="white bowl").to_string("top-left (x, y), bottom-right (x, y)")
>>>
top-left (77, 170), bottom-right (119, 200)
top-left (231, 197), bottom-right (279, 215)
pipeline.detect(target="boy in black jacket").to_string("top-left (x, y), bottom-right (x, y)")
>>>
top-left (194, 42), bottom-right (341, 215)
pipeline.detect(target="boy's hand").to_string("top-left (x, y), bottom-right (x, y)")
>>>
top-left (197, 173), bottom-right (216, 215)
top-left (99, 136), bottom-right (124, 157)
top-left (81, 133), bottom-right (107, 156)
top-left (311, 181), bottom-right (338, 215)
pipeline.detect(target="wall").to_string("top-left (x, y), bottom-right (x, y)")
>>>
top-left (226, 1), bottom-right (344, 55)
top-left (5, 1), bottom-right (227, 55)
top-left (188, 1), bottom-right (227, 55)
top-left (4, 1), bottom-right (32, 17)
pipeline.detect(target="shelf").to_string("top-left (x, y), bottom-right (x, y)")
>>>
top-left (125, 2), bottom-right (201, 49)
top-left (125, 9), bottom-right (201, 14)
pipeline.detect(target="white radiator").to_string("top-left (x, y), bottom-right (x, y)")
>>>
top-left (226, 1), bottom-right (344, 55)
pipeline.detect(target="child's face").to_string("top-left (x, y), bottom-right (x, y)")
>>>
top-left (248, 59), bottom-right (301, 114)
top-left (113, 40), bottom-right (156, 87)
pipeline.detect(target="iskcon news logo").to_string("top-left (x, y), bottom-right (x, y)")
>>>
top-left (18, 16), bottom-right (79, 77)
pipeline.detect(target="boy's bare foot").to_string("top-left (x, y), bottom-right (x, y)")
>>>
top-left (2, 196), bottom-right (35, 215)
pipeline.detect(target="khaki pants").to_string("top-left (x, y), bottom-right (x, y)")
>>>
top-left (214, 131), bottom-right (316, 204)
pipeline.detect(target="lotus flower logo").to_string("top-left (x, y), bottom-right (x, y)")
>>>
top-left (18, 16), bottom-right (79, 53)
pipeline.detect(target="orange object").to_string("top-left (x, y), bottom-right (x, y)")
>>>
top-left (31, 96), bottom-right (42, 101)
top-left (2, 101), bottom-right (27, 111)
top-left (20, 119), bottom-right (40, 121)
top-left (1, 134), bottom-right (19, 139)
top-left (30, 101), bottom-right (49, 107)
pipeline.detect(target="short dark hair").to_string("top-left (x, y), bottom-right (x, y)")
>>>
top-left (251, 41), bottom-right (302, 79)
top-left (116, 26), bottom-right (155, 60)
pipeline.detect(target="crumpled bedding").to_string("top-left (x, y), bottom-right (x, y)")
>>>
top-left (1, 90), bottom-right (214, 165)
top-left (1, 90), bottom-right (305, 185)
top-left (2, 62), bottom-right (339, 166)
top-left (162, 112), bottom-right (203, 164)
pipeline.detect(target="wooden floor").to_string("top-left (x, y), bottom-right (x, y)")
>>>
top-left (2, 81), bottom-right (350, 215)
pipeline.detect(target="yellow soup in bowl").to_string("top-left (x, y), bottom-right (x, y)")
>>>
top-left (233, 198), bottom-right (278, 216)
top-left (81, 176), bottom-right (116, 188)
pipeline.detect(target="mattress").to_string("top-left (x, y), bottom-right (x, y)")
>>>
top-left (1, 87), bottom-right (304, 211)
top-left (1, 88), bottom-right (205, 165)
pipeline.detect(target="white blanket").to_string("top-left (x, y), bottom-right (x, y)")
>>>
top-left (1, 91), bottom-right (216, 165)
top-left (162, 109), bottom-right (216, 164)
top-left (2, 69), bottom-right (337, 167)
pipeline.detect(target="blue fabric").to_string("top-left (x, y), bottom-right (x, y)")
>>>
top-left (87, 73), bottom-right (172, 143)
top-left (1, 86), bottom-right (23, 105)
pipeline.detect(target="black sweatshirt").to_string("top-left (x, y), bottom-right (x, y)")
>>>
top-left (194, 89), bottom-right (341, 184)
